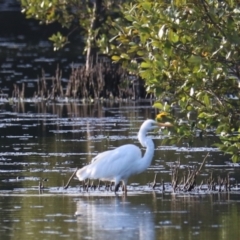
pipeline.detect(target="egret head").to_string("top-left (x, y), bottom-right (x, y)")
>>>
top-left (141, 119), bottom-right (159, 132)
top-left (138, 119), bottom-right (173, 147)
top-left (141, 119), bottom-right (172, 132)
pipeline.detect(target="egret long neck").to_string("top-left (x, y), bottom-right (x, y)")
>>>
top-left (136, 137), bottom-right (155, 174)
top-left (138, 129), bottom-right (148, 147)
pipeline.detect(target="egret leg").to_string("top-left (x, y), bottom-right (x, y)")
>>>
top-left (90, 180), bottom-right (96, 190)
top-left (84, 179), bottom-right (89, 192)
top-left (82, 180), bottom-right (85, 191)
top-left (110, 182), bottom-right (114, 191)
top-left (122, 180), bottom-right (128, 194)
top-left (97, 180), bottom-right (101, 190)
top-left (114, 182), bottom-right (121, 193)
top-left (122, 185), bottom-right (127, 194)
top-left (162, 179), bottom-right (165, 191)
top-left (83, 180), bottom-right (86, 191)
top-left (105, 181), bottom-right (110, 191)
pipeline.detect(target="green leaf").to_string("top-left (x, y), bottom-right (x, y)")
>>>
top-left (232, 154), bottom-right (240, 163)
top-left (168, 29), bottom-right (179, 43)
top-left (120, 53), bottom-right (130, 59)
top-left (203, 94), bottom-right (210, 106)
top-left (187, 55), bottom-right (202, 64)
top-left (137, 50), bottom-right (144, 56)
top-left (141, 2), bottom-right (152, 11)
top-left (140, 61), bottom-right (151, 68)
top-left (112, 55), bottom-right (120, 61)
top-left (226, 145), bottom-right (238, 154)
top-left (153, 102), bottom-right (163, 109)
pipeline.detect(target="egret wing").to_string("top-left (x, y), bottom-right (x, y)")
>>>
top-left (91, 150), bottom-right (114, 163)
top-left (87, 144), bottom-right (142, 180)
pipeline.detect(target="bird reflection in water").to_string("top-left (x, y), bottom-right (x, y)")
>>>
top-left (75, 197), bottom-right (155, 240)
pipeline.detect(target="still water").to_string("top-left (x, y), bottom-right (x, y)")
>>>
top-left (1, 193), bottom-right (240, 240)
top-left (0, 101), bottom-right (240, 239)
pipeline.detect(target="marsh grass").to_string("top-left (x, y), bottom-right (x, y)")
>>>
top-left (10, 62), bottom-right (146, 101)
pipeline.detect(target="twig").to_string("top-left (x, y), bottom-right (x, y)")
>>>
top-left (63, 168), bottom-right (79, 189)
top-left (183, 152), bottom-right (209, 191)
top-left (196, 152), bottom-right (210, 175)
top-left (201, 0), bottom-right (226, 38)
top-left (152, 173), bottom-right (158, 189)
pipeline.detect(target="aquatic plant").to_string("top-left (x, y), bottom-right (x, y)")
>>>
top-left (16, 61), bottom-right (146, 101)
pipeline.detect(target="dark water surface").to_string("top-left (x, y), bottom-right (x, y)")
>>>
top-left (0, 101), bottom-right (240, 239)
top-left (0, 8), bottom-right (82, 98)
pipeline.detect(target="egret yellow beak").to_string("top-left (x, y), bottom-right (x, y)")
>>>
top-left (157, 122), bottom-right (173, 127)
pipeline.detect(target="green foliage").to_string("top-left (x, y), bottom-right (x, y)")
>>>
top-left (111, 0), bottom-right (240, 162)
top-left (49, 32), bottom-right (69, 51)
top-left (19, 0), bottom-right (125, 52)
top-left (20, 0), bottom-right (82, 50)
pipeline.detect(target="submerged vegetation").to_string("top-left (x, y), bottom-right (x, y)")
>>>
top-left (10, 62), bottom-right (145, 101)
top-left (60, 152), bottom-right (240, 194)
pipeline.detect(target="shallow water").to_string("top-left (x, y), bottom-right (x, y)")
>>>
top-left (1, 193), bottom-right (240, 240)
top-left (0, 101), bottom-right (240, 240)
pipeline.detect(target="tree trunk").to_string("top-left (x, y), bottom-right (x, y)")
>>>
top-left (86, 0), bottom-right (103, 73)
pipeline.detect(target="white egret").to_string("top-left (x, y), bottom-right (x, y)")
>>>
top-left (76, 119), bottom-right (172, 194)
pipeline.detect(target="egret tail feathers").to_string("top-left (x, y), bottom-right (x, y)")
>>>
top-left (76, 166), bottom-right (90, 181)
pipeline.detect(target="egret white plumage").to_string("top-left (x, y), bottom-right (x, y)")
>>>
top-left (76, 119), bottom-right (172, 194)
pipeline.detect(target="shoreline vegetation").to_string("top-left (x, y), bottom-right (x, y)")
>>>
top-left (1, 61), bottom-right (150, 103)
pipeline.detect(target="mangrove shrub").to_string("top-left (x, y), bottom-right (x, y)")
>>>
top-left (111, 0), bottom-right (240, 162)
